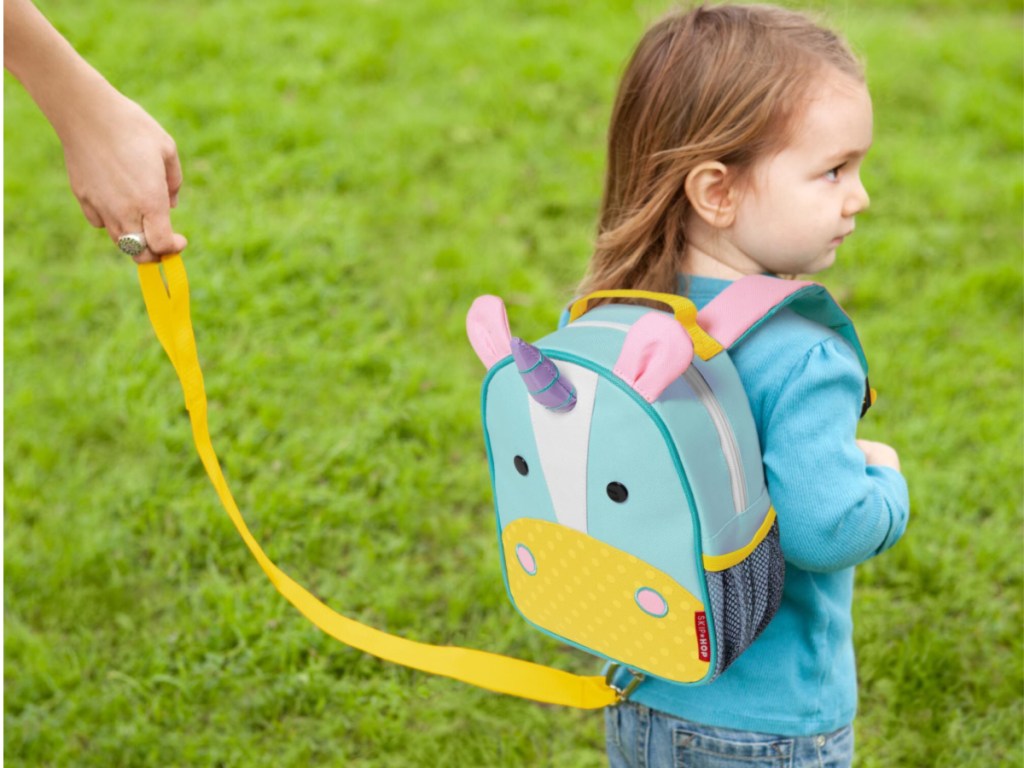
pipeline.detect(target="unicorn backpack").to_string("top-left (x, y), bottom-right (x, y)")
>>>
top-left (466, 276), bottom-right (872, 687)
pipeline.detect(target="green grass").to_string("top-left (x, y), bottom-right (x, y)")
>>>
top-left (5, 1), bottom-right (1022, 766)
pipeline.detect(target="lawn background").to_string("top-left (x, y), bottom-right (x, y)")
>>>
top-left (4, 0), bottom-right (1022, 765)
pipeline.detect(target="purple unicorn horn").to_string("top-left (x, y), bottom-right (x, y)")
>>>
top-left (511, 337), bottom-right (577, 413)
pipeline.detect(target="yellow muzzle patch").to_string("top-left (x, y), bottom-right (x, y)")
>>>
top-left (502, 517), bottom-right (711, 683)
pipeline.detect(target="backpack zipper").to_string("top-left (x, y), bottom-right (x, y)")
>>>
top-left (682, 367), bottom-right (747, 515)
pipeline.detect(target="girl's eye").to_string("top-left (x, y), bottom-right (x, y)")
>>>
top-left (825, 165), bottom-right (844, 182)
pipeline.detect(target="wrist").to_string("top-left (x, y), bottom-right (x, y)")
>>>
top-left (45, 67), bottom-right (124, 143)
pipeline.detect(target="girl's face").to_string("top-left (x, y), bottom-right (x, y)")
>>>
top-left (726, 71), bottom-right (873, 276)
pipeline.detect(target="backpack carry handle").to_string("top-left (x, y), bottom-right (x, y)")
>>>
top-left (568, 289), bottom-right (723, 361)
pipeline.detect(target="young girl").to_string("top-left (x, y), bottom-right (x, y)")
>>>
top-left (582, 5), bottom-right (910, 767)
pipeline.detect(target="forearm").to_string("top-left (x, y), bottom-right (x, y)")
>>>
top-left (775, 463), bottom-right (909, 573)
top-left (4, 0), bottom-right (120, 141)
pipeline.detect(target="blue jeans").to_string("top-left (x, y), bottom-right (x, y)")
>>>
top-left (605, 702), bottom-right (854, 768)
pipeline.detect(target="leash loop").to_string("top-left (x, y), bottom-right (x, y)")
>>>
top-left (137, 255), bottom-right (618, 710)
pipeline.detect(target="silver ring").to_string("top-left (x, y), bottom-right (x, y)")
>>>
top-left (117, 232), bottom-right (147, 256)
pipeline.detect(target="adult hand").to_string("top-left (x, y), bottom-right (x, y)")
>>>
top-left (60, 91), bottom-right (187, 263)
top-left (5, 0), bottom-right (187, 263)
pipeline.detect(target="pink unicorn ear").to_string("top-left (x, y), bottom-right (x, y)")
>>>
top-left (613, 313), bottom-right (694, 403)
top-left (467, 295), bottom-right (513, 369)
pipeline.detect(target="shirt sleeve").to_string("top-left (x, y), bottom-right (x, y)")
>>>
top-left (761, 336), bottom-right (910, 573)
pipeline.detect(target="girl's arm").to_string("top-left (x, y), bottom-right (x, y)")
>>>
top-left (761, 336), bottom-right (910, 573)
top-left (4, 0), bottom-right (186, 261)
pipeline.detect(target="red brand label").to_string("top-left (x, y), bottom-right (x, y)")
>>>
top-left (695, 612), bottom-right (711, 662)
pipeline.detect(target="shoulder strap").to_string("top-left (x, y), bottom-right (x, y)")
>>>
top-left (698, 274), bottom-right (875, 416)
top-left (696, 274), bottom-right (868, 373)
top-left (137, 255), bottom-right (618, 710)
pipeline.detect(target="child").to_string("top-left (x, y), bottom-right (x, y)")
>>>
top-left (581, 5), bottom-right (911, 767)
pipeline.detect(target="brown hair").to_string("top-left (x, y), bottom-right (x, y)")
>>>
top-left (578, 3), bottom-right (862, 297)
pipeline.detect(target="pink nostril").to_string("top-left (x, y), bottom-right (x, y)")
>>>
top-left (635, 587), bottom-right (668, 618)
top-left (516, 544), bottom-right (537, 575)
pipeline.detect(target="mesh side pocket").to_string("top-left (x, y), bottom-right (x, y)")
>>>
top-left (704, 519), bottom-right (785, 680)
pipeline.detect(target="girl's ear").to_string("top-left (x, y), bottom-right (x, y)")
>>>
top-left (684, 161), bottom-right (738, 229)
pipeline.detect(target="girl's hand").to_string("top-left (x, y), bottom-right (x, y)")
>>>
top-left (857, 439), bottom-right (901, 471)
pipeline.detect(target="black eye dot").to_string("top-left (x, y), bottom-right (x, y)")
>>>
top-left (514, 455), bottom-right (529, 476)
top-left (607, 482), bottom-right (628, 503)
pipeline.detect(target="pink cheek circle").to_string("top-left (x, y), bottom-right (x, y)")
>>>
top-left (635, 587), bottom-right (668, 618)
top-left (515, 544), bottom-right (537, 576)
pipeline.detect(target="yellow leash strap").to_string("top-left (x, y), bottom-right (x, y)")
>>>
top-left (137, 254), bottom-right (619, 710)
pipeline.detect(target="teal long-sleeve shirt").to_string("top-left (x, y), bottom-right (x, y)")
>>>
top-left (617, 275), bottom-right (910, 736)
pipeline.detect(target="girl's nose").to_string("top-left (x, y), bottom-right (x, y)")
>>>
top-left (844, 177), bottom-right (870, 217)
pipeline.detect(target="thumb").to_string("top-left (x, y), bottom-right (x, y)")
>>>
top-left (140, 212), bottom-right (188, 262)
